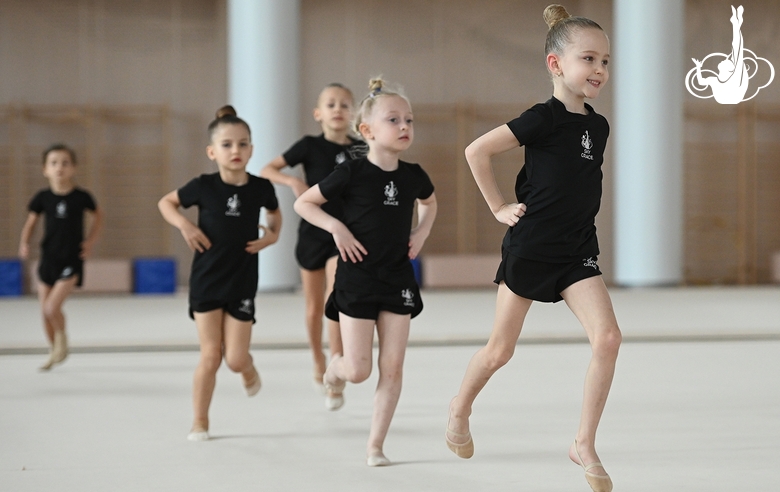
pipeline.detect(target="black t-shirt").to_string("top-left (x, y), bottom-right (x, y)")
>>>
top-left (503, 96), bottom-right (609, 262)
top-left (283, 134), bottom-right (364, 238)
top-left (178, 173), bottom-right (279, 303)
top-left (28, 188), bottom-right (97, 262)
top-left (318, 157), bottom-right (434, 293)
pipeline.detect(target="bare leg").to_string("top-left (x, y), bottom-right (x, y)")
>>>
top-left (366, 311), bottom-right (410, 464)
top-left (323, 313), bottom-right (375, 411)
top-left (191, 310), bottom-right (225, 435)
top-left (300, 267), bottom-right (328, 380)
top-left (223, 313), bottom-right (260, 394)
top-left (561, 276), bottom-right (621, 480)
top-left (324, 255), bottom-right (342, 357)
top-left (38, 277), bottom-right (78, 342)
top-left (37, 277), bottom-right (78, 370)
top-left (447, 283), bottom-right (533, 447)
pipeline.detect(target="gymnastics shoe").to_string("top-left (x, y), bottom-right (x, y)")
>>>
top-left (573, 440), bottom-right (613, 492)
top-left (445, 398), bottom-right (474, 459)
top-left (366, 451), bottom-right (391, 467)
top-left (187, 429), bottom-right (209, 441)
top-left (322, 375), bottom-right (345, 411)
top-left (244, 368), bottom-right (262, 397)
top-left (51, 331), bottom-right (68, 365)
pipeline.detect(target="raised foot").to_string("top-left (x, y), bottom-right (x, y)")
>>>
top-left (323, 355), bottom-right (346, 411)
top-left (445, 397), bottom-right (474, 459)
top-left (570, 440), bottom-right (612, 492)
top-left (243, 367), bottom-right (262, 397)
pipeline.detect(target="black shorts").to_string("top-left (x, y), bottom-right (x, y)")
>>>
top-left (494, 250), bottom-right (602, 303)
top-left (325, 285), bottom-right (423, 321)
top-left (295, 229), bottom-right (338, 271)
top-left (38, 257), bottom-right (83, 287)
top-left (189, 298), bottom-right (256, 323)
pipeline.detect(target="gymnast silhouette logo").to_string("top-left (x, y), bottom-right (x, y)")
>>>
top-left (383, 181), bottom-right (399, 206)
top-left (685, 5), bottom-right (774, 104)
top-left (335, 152), bottom-right (347, 165)
top-left (401, 288), bottom-right (415, 307)
top-left (225, 194), bottom-right (241, 217)
top-left (56, 201), bottom-right (67, 218)
top-left (238, 299), bottom-right (253, 314)
top-left (581, 131), bottom-right (594, 160)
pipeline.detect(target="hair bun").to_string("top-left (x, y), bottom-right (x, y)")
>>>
top-left (543, 4), bottom-right (570, 29)
top-left (368, 78), bottom-right (384, 95)
top-left (216, 105), bottom-right (237, 119)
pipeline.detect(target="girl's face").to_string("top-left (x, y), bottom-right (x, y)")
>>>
top-left (207, 123), bottom-right (253, 172)
top-left (43, 150), bottom-right (76, 185)
top-left (314, 87), bottom-right (354, 133)
top-left (360, 95), bottom-right (414, 154)
top-left (551, 28), bottom-right (610, 101)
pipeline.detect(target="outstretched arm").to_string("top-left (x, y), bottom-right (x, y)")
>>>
top-left (246, 208), bottom-right (282, 254)
top-left (259, 155), bottom-right (309, 198)
top-left (80, 207), bottom-right (103, 259)
top-left (18, 212), bottom-right (39, 259)
top-left (409, 193), bottom-right (437, 260)
top-left (465, 125), bottom-right (527, 226)
top-left (158, 190), bottom-right (212, 252)
top-left (294, 185), bottom-right (367, 263)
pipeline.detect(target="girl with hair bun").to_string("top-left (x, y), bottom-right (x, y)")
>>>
top-left (159, 106), bottom-right (282, 441)
top-left (261, 83), bottom-right (362, 409)
top-left (295, 78), bottom-right (437, 466)
top-left (446, 5), bottom-right (618, 492)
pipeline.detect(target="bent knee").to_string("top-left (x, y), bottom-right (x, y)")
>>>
top-left (342, 361), bottom-right (372, 383)
top-left (41, 304), bottom-right (62, 321)
top-left (593, 327), bottom-right (622, 356)
top-left (225, 354), bottom-right (251, 373)
top-left (483, 344), bottom-right (515, 371)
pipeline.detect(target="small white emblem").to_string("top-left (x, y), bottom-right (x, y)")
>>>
top-left (335, 152), bottom-right (347, 165)
top-left (60, 266), bottom-right (73, 278)
top-left (56, 201), bottom-right (67, 218)
top-left (401, 288), bottom-right (415, 307)
top-left (226, 194), bottom-right (241, 216)
top-left (583, 257), bottom-right (598, 269)
top-left (384, 181), bottom-right (399, 206)
top-left (581, 131), bottom-right (594, 161)
top-left (238, 299), bottom-right (253, 314)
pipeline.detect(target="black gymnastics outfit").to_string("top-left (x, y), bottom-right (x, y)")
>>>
top-left (28, 188), bottom-right (97, 287)
top-left (282, 134), bottom-right (363, 271)
top-left (177, 173), bottom-right (279, 322)
top-left (494, 96), bottom-right (610, 303)
top-left (318, 157), bottom-right (435, 321)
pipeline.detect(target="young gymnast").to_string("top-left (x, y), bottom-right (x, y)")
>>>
top-left (260, 83), bottom-right (362, 408)
top-left (158, 106), bottom-right (281, 441)
top-left (19, 144), bottom-right (103, 371)
top-left (445, 5), bottom-right (620, 492)
top-left (294, 78), bottom-right (437, 466)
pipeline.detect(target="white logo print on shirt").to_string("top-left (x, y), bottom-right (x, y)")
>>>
top-left (226, 194), bottom-right (241, 217)
top-left (384, 181), bottom-right (399, 206)
top-left (401, 288), bottom-right (415, 307)
top-left (581, 131), bottom-right (594, 161)
top-left (335, 152), bottom-right (347, 165)
top-left (56, 201), bottom-right (67, 218)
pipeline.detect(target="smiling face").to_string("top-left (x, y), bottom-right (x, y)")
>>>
top-left (42, 150), bottom-right (76, 187)
top-left (359, 95), bottom-right (414, 154)
top-left (206, 123), bottom-right (253, 173)
top-left (548, 27), bottom-right (610, 105)
top-left (314, 86), bottom-right (354, 133)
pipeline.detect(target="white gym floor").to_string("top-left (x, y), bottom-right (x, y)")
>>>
top-left (1, 287), bottom-right (779, 491)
